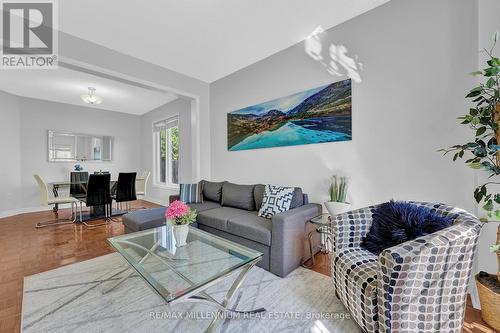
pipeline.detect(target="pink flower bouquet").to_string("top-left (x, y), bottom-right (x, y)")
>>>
top-left (166, 200), bottom-right (197, 225)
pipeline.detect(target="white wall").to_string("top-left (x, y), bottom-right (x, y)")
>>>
top-left (0, 92), bottom-right (193, 215)
top-left (17, 96), bottom-right (142, 210)
top-left (0, 91), bottom-right (22, 214)
top-left (210, 0), bottom-right (477, 213)
top-left (141, 98), bottom-right (192, 205)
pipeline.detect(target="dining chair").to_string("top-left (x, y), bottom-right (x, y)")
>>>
top-left (133, 171), bottom-right (150, 210)
top-left (113, 172), bottom-right (137, 211)
top-left (33, 174), bottom-right (79, 228)
top-left (70, 171), bottom-right (88, 199)
top-left (77, 174), bottom-right (112, 227)
top-left (136, 170), bottom-right (150, 197)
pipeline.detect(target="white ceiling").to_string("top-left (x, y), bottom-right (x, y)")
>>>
top-left (0, 67), bottom-right (178, 115)
top-left (59, 0), bottom-right (390, 82)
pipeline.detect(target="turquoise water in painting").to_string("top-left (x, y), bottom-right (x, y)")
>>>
top-left (230, 118), bottom-right (351, 151)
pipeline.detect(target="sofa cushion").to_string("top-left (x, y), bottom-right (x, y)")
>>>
top-left (334, 248), bottom-right (379, 333)
top-left (187, 201), bottom-right (221, 213)
top-left (227, 212), bottom-right (272, 246)
top-left (221, 182), bottom-right (255, 211)
top-left (196, 207), bottom-right (252, 232)
top-left (202, 180), bottom-right (225, 203)
top-left (290, 187), bottom-right (304, 209)
top-left (254, 184), bottom-right (265, 210)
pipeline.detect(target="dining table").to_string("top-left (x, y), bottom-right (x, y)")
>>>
top-left (48, 177), bottom-right (144, 221)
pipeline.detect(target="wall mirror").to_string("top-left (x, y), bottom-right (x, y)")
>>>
top-left (48, 130), bottom-right (113, 162)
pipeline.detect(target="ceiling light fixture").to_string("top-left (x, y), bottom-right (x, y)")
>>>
top-left (80, 87), bottom-right (103, 105)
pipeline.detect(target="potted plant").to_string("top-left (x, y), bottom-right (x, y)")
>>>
top-left (165, 200), bottom-right (197, 247)
top-left (324, 175), bottom-right (351, 216)
top-left (440, 32), bottom-right (500, 331)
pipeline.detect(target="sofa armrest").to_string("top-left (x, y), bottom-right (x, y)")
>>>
top-left (377, 218), bottom-right (482, 333)
top-left (331, 206), bottom-right (377, 251)
top-left (169, 194), bottom-right (180, 204)
top-left (270, 203), bottom-right (322, 277)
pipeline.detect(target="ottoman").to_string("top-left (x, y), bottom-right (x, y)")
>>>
top-left (122, 207), bottom-right (198, 233)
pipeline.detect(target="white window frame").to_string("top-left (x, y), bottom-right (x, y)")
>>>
top-left (152, 116), bottom-right (179, 189)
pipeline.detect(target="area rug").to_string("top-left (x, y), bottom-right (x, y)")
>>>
top-left (22, 253), bottom-right (360, 332)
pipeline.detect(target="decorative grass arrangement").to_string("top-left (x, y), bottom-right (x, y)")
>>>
top-left (330, 175), bottom-right (349, 203)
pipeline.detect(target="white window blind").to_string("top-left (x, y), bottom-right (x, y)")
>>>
top-left (153, 118), bottom-right (178, 132)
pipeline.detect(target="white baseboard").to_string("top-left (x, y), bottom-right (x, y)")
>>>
top-left (0, 204), bottom-right (77, 218)
top-left (0, 199), bottom-right (166, 219)
top-left (0, 204), bottom-right (72, 219)
top-left (143, 196), bottom-right (167, 206)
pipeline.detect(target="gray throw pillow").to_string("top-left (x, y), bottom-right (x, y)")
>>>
top-left (221, 182), bottom-right (256, 211)
top-left (290, 187), bottom-right (304, 209)
top-left (202, 180), bottom-right (225, 203)
top-left (254, 184), bottom-right (266, 210)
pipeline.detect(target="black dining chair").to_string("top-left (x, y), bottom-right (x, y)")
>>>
top-left (70, 171), bottom-right (88, 199)
top-left (113, 172), bottom-right (137, 211)
top-left (77, 174), bottom-right (112, 227)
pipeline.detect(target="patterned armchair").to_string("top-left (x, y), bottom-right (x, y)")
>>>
top-left (331, 202), bottom-right (482, 333)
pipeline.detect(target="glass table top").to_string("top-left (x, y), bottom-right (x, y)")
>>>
top-left (310, 213), bottom-right (332, 225)
top-left (107, 225), bottom-right (263, 303)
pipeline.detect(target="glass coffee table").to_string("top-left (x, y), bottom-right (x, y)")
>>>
top-left (102, 225), bottom-right (265, 332)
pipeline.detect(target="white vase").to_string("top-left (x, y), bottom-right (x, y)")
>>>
top-left (324, 201), bottom-right (351, 216)
top-left (172, 224), bottom-right (189, 247)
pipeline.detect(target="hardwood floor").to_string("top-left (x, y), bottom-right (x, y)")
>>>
top-left (0, 202), bottom-right (496, 333)
top-left (0, 200), bottom-right (160, 333)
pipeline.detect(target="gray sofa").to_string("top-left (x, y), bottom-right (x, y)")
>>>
top-left (122, 180), bottom-right (321, 277)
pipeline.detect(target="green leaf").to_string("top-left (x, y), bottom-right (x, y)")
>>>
top-left (466, 87), bottom-right (483, 98)
top-left (473, 146), bottom-right (487, 157)
top-left (487, 77), bottom-right (496, 88)
top-left (487, 58), bottom-right (500, 67)
top-left (483, 200), bottom-right (493, 212)
top-left (494, 31), bottom-right (499, 43)
top-left (476, 127), bottom-right (486, 136)
top-left (485, 67), bottom-right (500, 77)
top-left (494, 194), bottom-right (500, 204)
top-left (470, 162), bottom-right (482, 169)
top-left (489, 144), bottom-right (500, 152)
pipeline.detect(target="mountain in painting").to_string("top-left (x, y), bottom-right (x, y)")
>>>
top-left (287, 79), bottom-right (351, 117)
top-left (227, 79), bottom-right (352, 149)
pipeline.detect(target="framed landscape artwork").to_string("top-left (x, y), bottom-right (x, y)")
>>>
top-left (227, 79), bottom-right (352, 151)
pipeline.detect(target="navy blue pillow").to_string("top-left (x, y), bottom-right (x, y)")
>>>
top-left (360, 201), bottom-right (453, 256)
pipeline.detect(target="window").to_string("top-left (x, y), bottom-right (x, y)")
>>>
top-left (153, 117), bottom-right (179, 188)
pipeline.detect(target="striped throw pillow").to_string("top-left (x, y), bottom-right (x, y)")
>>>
top-left (179, 183), bottom-right (203, 204)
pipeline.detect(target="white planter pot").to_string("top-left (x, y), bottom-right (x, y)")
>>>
top-left (173, 224), bottom-right (189, 247)
top-left (167, 221), bottom-right (189, 247)
top-left (324, 201), bottom-right (351, 216)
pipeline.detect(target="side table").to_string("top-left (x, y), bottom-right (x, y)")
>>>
top-left (302, 213), bottom-right (333, 269)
